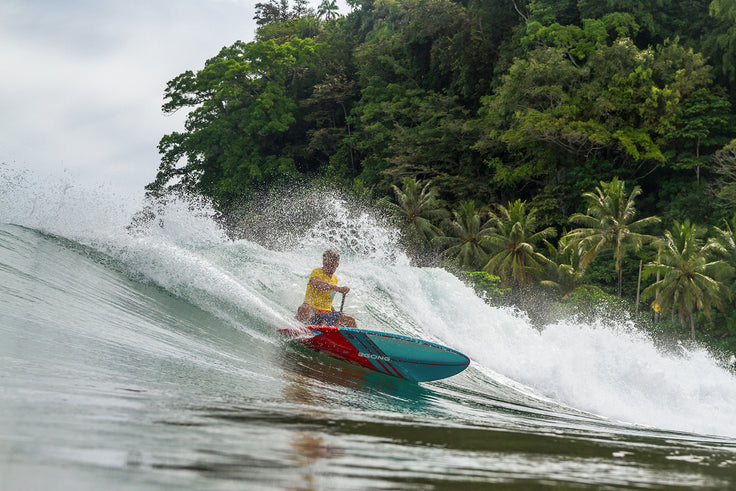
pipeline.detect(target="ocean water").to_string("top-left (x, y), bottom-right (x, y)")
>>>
top-left (2, 169), bottom-right (736, 489)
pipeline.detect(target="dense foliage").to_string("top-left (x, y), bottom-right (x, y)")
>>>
top-left (149, 0), bottom-right (736, 356)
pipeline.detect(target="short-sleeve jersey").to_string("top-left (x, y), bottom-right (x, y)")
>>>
top-left (302, 267), bottom-right (338, 311)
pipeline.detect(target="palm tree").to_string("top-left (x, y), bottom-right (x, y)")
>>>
top-left (708, 215), bottom-right (736, 293)
top-left (380, 177), bottom-right (447, 255)
top-left (540, 234), bottom-right (588, 299)
top-left (317, 0), bottom-right (339, 20)
top-left (435, 201), bottom-right (494, 269)
top-left (484, 199), bottom-right (557, 287)
top-left (710, 216), bottom-right (736, 269)
top-left (565, 177), bottom-right (660, 297)
top-left (642, 220), bottom-right (730, 341)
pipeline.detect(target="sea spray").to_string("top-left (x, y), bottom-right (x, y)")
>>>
top-left (0, 166), bottom-right (287, 337)
top-left (281, 194), bottom-right (736, 438)
top-left (0, 164), bottom-right (143, 241)
top-left (225, 181), bottom-right (408, 264)
top-left (3, 166), bottom-right (736, 438)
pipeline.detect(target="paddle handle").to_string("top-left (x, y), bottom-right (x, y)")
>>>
top-left (339, 292), bottom-right (346, 312)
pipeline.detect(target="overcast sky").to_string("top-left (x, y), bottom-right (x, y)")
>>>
top-left (0, 0), bottom-right (345, 195)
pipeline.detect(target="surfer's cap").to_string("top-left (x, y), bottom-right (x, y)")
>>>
top-left (323, 249), bottom-right (340, 262)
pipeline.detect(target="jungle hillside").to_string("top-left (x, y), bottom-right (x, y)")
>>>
top-left (147, 0), bottom-right (736, 359)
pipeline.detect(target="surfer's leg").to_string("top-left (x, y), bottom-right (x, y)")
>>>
top-left (336, 314), bottom-right (357, 328)
top-left (295, 303), bottom-right (314, 323)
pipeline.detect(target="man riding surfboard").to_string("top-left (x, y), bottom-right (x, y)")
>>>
top-left (295, 249), bottom-right (357, 328)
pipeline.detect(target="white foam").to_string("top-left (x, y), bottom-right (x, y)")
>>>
top-left (4, 165), bottom-right (736, 438)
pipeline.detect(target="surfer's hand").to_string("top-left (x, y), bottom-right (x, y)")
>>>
top-left (335, 286), bottom-right (350, 295)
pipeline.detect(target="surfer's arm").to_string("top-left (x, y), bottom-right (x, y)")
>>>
top-left (309, 276), bottom-right (350, 295)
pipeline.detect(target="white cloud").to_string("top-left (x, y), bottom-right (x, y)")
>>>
top-left (0, 0), bottom-right (350, 194)
top-left (0, 0), bottom-right (260, 193)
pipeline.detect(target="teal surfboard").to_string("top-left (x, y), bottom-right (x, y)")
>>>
top-left (280, 325), bottom-right (470, 382)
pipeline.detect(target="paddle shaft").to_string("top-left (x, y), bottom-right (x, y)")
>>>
top-left (339, 291), bottom-right (346, 312)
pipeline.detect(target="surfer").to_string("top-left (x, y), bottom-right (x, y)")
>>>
top-left (295, 249), bottom-right (358, 328)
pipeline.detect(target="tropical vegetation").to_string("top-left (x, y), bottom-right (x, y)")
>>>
top-left (435, 200), bottom-right (493, 270)
top-left (642, 220), bottom-right (730, 341)
top-left (565, 177), bottom-right (660, 298)
top-left (147, 0), bottom-right (736, 357)
top-left (484, 199), bottom-right (556, 289)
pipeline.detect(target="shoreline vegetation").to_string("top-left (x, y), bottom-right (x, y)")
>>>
top-left (146, 0), bottom-right (736, 364)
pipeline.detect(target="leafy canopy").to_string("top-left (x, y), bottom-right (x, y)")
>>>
top-left (149, 38), bottom-right (319, 204)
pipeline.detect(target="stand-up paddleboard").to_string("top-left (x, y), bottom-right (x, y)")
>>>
top-left (279, 325), bottom-right (470, 382)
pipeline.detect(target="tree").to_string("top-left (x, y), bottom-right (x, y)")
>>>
top-left (379, 178), bottom-right (448, 257)
top-left (304, 74), bottom-right (358, 180)
top-left (435, 201), bottom-right (493, 269)
top-left (254, 0), bottom-right (291, 25)
top-left (479, 37), bottom-right (712, 191)
top-left (348, 0), bottom-right (485, 201)
top-left (565, 178), bottom-right (660, 297)
top-left (642, 220), bottom-right (730, 341)
top-left (540, 234), bottom-right (588, 299)
top-left (292, 0), bottom-right (311, 17)
top-left (709, 216), bottom-right (736, 289)
top-left (461, 271), bottom-right (509, 301)
top-left (148, 38), bottom-right (319, 206)
top-left (705, 0), bottom-right (736, 84)
top-left (666, 88), bottom-right (731, 183)
top-left (484, 199), bottom-right (557, 287)
top-left (317, 0), bottom-right (340, 20)
top-left (351, 83), bottom-right (483, 201)
top-left (352, 0), bottom-right (471, 93)
top-left (576, 0), bottom-right (713, 47)
top-left (712, 139), bottom-right (736, 209)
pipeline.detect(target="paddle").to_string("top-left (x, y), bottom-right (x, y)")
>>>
top-left (339, 291), bottom-right (346, 312)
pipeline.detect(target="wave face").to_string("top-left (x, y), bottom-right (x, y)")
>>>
top-left (2, 170), bottom-right (736, 489)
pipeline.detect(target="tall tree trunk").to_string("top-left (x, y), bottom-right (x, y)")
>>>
top-left (654, 252), bottom-right (660, 324)
top-left (635, 260), bottom-right (642, 314)
top-left (690, 312), bottom-right (696, 341)
top-left (696, 136), bottom-right (701, 185)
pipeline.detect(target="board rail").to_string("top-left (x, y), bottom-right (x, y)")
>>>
top-left (279, 325), bottom-right (470, 382)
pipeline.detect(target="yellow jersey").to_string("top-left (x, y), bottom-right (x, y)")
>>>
top-left (303, 267), bottom-right (338, 311)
